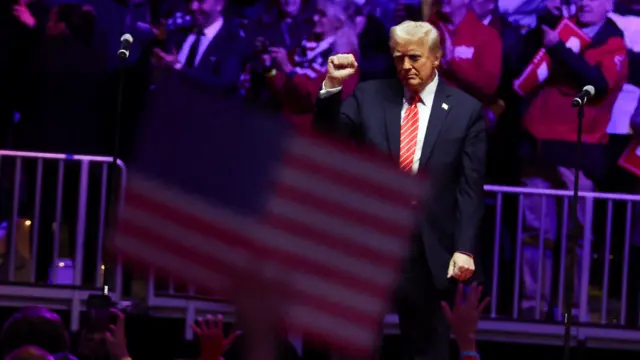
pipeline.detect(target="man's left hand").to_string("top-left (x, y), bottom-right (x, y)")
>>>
top-left (447, 252), bottom-right (475, 281)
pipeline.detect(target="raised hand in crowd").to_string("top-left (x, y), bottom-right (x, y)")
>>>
top-left (105, 309), bottom-right (130, 360)
top-left (191, 314), bottom-right (240, 360)
top-left (324, 54), bottom-right (358, 89)
top-left (13, 0), bottom-right (36, 29)
top-left (269, 47), bottom-right (293, 74)
top-left (441, 283), bottom-right (490, 357)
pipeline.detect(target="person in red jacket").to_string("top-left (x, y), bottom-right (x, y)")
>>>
top-left (519, 0), bottom-right (628, 317)
top-left (263, 2), bottom-right (359, 130)
top-left (428, 0), bottom-right (502, 105)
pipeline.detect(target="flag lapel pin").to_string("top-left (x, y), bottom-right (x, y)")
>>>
top-left (442, 103), bottom-right (449, 110)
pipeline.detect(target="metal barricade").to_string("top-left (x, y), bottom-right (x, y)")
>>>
top-left (0, 150), bottom-right (639, 348)
top-left (143, 184), bottom-right (640, 348)
top-left (483, 185), bottom-right (640, 326)
top-left (0, 150), bottom-right (126, 331)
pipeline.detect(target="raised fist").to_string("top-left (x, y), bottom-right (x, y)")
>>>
top-left (325, 54), bottom-right (358, 89)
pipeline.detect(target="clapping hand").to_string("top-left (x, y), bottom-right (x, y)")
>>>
top-left (152, 20), bottom-right (168, 41)
top-left (152, 48), bottom-right (179, 68)
top-left (269, 47), bottom-right (292, 73)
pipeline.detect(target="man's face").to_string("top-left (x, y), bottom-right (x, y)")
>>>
top-left (440, 0), bottom-right (469, 15)
top-left (470, 0), bottom-right (495, 19)
top-left (392, 38), bottom-right (439, 93)
top-left (190, 0), bottom-right (223, 26)
top-left (577, 0), bottom-right (611, 25)
top-left (280, 0), bottom-right (301, 17)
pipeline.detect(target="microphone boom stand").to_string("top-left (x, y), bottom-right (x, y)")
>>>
top-left (102, 47), bottom-right (129, 295)
top-left (562, 102), bottom-right (585, 360)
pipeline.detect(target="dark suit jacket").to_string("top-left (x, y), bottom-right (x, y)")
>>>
top-left (314, 78), bottom-right (486, 288)
top-left (168, 19), bottom-right (249, 91)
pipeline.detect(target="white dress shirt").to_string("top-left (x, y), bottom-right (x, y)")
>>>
top-left (177, 18), bottom-right (224, 68)
top-left (319, 75), bottom-right (439, 173)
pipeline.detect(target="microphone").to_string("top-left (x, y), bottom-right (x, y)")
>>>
top-left (118, 34), bottom-right (134, 59)
top-left (571, 85), bottom-right (595, 107)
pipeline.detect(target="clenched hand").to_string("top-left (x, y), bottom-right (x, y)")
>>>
top-left (447, 252), bottom-right (475, 281)
top-left (325, 54), bottom-right (358, 90)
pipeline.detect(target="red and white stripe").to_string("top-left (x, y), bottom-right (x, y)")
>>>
top-left (399, 100), bottom-right (420, 172)
top-left (114, 132), bottom-right (423, 355)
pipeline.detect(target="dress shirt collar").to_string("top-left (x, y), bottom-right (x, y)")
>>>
top-left (404, 73), bottom-right (439, 105)
top-left (202, 17), bottom-right (224, 38)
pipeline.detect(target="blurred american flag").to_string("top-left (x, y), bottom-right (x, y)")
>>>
top-left (113, 71), bottom-right (423, 355)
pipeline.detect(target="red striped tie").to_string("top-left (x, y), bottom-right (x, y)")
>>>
top-left (399, 95), bottom-right (421, 172)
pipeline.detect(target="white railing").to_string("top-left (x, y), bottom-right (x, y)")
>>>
top-left (483, 185), bottom-right (640, 326)
top-left (0, 150), bottom-right (639, 350)
top-left (0, 150), bottom-right (127, 330)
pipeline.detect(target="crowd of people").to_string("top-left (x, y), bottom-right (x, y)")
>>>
top-left (0, 284), bottom-right (488, 360)
top-left (1, 0), bottom-right (640, 358)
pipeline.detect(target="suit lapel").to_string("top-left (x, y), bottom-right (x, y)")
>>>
top-left (419, 81), bottom-right (452, 168)
top-left (198, 22), bottom-right (232, 69)
top-left (384, 80), bottom-right (404, 162)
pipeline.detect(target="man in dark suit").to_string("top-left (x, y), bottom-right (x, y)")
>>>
top-left (314, 20), bottom-right (486, 360)
top-left (153, 0), bottom-right (248, 91)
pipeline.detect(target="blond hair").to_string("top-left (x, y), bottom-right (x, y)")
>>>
top-left (390, 21), bottom-right (442, 58)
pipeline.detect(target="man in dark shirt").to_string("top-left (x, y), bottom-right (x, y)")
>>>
top-left (153, 0), bottom-right (249, 91)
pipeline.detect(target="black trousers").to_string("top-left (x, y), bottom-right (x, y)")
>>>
top-left (396, 237), bottom-right (455, 360)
